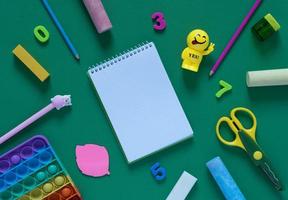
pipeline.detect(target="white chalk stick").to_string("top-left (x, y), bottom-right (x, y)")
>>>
top-left (247, 68), bottom-right (288, 87)
top-left (166, 171), bottom-right (197, 200)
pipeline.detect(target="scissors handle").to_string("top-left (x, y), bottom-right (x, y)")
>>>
top-left (216, 117), bottom-right (243, 148)
top-left (216, 107), bottom-right (257, 150)
top-left (216, 107), bottom-right (283, 191)
top-left (231, 107), bottom-right (257, 141)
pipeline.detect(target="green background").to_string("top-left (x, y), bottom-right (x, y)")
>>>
top-left (1, 0), bottom-right (288, 199)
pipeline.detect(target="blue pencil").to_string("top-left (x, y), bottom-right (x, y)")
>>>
top-left (42, 0), bottom-right (80, 60)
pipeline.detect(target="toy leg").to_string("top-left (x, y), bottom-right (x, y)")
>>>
top-left (182, 60), bottom-right (200, 72)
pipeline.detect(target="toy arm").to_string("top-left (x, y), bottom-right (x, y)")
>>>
top-left (203, 43), bottom-right (215, 55)
top-left (181, 48), bottom-right (190, 59)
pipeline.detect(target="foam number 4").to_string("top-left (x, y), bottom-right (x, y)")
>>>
top-left (150, 162), bottom-right (166, 181)
top-left (151, 12), bottom-right (167, 31)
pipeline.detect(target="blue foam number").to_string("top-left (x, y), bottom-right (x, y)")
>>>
top-left (150, 162), bottom-right (166, 181)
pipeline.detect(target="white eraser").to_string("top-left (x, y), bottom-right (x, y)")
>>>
top-left (166, 171), bottom-right (197, 200)
top-left (247, 68), bottom-right (288, 87)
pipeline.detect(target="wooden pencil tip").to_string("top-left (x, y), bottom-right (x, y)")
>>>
top-left (209, 71), bottom-right (214, 76)
top-left (75, 55), bottom-right (80, 60)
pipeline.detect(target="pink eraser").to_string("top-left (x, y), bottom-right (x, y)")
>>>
top-left (76, 144), bottom-right (110, 177)
top-left (83, 0), bottom-right (112, 33)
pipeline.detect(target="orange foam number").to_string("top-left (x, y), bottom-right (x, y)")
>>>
top-left (152, 12), bottom-right (166, 31)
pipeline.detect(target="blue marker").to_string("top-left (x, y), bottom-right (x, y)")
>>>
top-left (207, 157), bottom-right (246, 200)
top-left (42, 0), bottom-right (80, 60)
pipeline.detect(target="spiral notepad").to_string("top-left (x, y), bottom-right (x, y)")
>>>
top-left (88, 42), bottom-right (193, 163)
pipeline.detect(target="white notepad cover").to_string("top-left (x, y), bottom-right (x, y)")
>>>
top-left (88, 42), bottom-right (193, 163)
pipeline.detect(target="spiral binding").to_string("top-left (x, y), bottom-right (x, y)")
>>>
top-left (88, 41), bottom-right (153, 74)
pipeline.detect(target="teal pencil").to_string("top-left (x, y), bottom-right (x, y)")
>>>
top-left (42, 0), bottom-right (80, 60)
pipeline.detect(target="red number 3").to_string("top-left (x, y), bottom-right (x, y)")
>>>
top-left (151, 12), bottom-right (167, 31)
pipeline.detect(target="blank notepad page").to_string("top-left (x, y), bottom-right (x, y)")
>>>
top-left (88, 42), bottom-right (193, 163)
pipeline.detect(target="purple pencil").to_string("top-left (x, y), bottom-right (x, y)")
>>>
top-left (209, 0), bottom-right (262, 77)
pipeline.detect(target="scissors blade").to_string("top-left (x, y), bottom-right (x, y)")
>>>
top-left (238, 130), bottom-right (259, 160)
top-left (238, 131), bottom-right (283, 190)
top-left (259, 158), bottom-right (283, 191)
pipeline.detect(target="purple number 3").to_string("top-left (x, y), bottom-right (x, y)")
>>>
top-left (152, 12), bottom-right (167, 31)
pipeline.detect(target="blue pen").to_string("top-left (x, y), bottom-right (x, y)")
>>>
top-left (42, 0), bottom-right (80, 60)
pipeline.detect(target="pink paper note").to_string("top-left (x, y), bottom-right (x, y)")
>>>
top-left (76, 144), bottom-right (110, 177)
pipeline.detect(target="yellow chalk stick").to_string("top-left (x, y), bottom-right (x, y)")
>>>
top-left (12, 45), bottom-right (50, 82)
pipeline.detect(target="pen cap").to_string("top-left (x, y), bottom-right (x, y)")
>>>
top-left (83, 0), bottom-right (112, 33)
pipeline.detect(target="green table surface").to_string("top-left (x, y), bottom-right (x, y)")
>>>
top-left (1, 0), bottom-right (288, 199)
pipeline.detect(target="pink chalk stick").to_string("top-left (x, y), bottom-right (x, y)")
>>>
top-left (83, 0), bottom-right (112, 33)
top-left (76, 144), bottom-right (110, 177)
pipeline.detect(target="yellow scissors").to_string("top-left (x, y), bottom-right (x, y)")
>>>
top-left (216, 107), bottom-right (283, 191)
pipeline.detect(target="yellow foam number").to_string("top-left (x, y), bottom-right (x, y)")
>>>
top-left (34, 25), bottom-right (50, 43)
top-left (12, 45), bottom-right (50, 82)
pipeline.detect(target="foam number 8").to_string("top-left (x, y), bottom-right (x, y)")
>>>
top-left (151, 12), bottom-right (167, 31)
top-left (150, 162), bottom-right (166, 181)
top-left (34, 25), bottom-right (50, 43)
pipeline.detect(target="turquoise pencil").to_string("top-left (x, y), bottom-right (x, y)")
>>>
top-left (42, 0), bottom-right (80, 60)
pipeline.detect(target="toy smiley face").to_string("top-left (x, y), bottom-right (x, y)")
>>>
top-left (187, 29), bottom-right (210, 51)
top-left (181, 29), bottom-right (215, 72)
